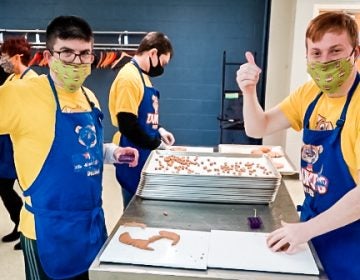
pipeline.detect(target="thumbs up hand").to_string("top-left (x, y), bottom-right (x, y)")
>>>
top-left (236, 51), bottom-right (262, 95)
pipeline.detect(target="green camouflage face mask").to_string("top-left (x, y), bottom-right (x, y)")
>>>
top-left (307, 54), bottom-right (353, 94)
top-left (49, 59), bottom-right (91, 93)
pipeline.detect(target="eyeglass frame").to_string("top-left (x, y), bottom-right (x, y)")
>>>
top-left (49, 49), bottom-right (95, 64)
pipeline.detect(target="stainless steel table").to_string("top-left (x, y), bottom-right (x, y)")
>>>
top-left (89, 182), bottom-right (327, 279)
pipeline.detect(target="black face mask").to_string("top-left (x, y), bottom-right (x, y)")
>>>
top-left (145, 54), bottom-right (164, 77)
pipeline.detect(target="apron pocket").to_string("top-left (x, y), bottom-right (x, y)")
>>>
top-left (33, 207), bottom-right (107, 279)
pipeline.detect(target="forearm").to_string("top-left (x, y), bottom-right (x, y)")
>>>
top-left (304, 186), bottom-right (360, 239)
top-left (242, 93), bottom-right (267, 138)
top-left (117, 112), bottom-right (161, 150)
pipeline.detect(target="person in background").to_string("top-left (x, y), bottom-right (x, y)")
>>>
top-left (0, 62), bottom-right (10, 84)
top-left (109, 32), bottom-right (175, 208)
top-left (0, 15), bottom-right (139, 280)
top-left (0, 37), bottom-right (38, 251)
top-left (236, 12), bottom-right (360, 279)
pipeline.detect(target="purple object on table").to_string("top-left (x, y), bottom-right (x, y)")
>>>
top-left (247, 209), bottom-right (262, 229)
top-left (118, 154), bottom-right (135, 163)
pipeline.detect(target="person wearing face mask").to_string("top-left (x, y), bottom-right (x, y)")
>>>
top-left (109, 32), bottom-right (175, 208)
top-left (236, 12), bottom-right (360, 278)
top-left (0, 37), bottom-right (38, 251)
top-left (0, 64), bottom-right (10, 84)
top-left (0, 16), bottom-right (139, 280)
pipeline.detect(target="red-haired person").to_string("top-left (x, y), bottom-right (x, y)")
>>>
top-left (237, 12), bottom-right (360, 278)
top-left (0, 37), bottom-right (38, 250)
top-left (0, 64), bottom-right (10, 84)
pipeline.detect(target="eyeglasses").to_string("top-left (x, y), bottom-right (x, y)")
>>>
top-left (50, 49), bottom-right (95, 64)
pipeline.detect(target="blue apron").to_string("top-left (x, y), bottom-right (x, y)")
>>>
top-left (23, 75), bottom-right (107, 279)
top-left (115, 59), bottom-right (160, 195)
top-left (0, 67), bottom-right (32, 179)
top-left (299, 74), bottom-right (360, 279)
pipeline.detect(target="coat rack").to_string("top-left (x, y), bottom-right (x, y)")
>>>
top-left (0, 28), bottom-right (147, 68)
top-left (0, 28), bottom-right (147, 50)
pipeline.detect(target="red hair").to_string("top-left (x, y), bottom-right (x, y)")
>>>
top-left (1, 36), bottom-right (32, 65)
top-left (306, 12), bottom-right (359, 49)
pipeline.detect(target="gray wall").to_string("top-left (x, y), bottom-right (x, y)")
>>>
top-left (1, 0), bottom-right (270, 144)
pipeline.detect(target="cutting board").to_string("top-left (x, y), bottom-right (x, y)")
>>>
top-left (208, 230), bottom-right (319, 275)
top-left (99, 226), bottom-right (210, 270)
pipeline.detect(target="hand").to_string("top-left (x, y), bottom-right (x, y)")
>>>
top-left (158, 127), bottom-right (175, 146)
top-left (236, 51), bottom-right (262, 95)
top-left (266, 221), bottom-right (312, 254)
top-left (114, 147), bottom-right (139, 167)
top-left (157, 140), bottom-right (169, 150)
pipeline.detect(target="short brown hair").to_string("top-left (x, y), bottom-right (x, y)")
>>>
top-left (0, 36), bottom-right (32, 65)
top-left (46, 15), bottom-right (94, 50)
top-left (136, 32), bottom-right (174, 58)
top-left (306, 12), bottom-right (359, 49)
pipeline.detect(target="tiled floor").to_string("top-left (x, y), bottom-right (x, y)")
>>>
top-left (0, 167), bottom-right (304, 280)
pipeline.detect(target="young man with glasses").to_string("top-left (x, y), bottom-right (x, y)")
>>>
top-left (237, 12), bottom-right (360, 278)
top-left (0, 15), bottom-right (139, 280)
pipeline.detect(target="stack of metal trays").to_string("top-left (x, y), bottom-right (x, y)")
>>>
top-left (136, 150), bottom-right (282, 204)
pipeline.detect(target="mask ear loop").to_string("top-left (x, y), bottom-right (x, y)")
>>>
top-left (156, 53), bottom-right (161, 67)
top-left (347, 47), bottom-right (357, 66)
top-left (350, 46), bottom-right (358, 58)
top-left (14, 53), bottom-right (24, 64)
top-left (353, 46), bottom-right (360, 61)
top-left (149, 49), bottom-right (161, 68)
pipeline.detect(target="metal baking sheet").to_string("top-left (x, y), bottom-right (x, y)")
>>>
top-left (208, 230), bottom-right (319, 275)
top-left (140, 177), bottom-right (280, 186)
top-left (137, 150), bottom-right (281, 204)
top-left (143, 150), bottom-right (281, 179)
top-left (137, 196), bottom-right (275, 203)
top-left (218, 144), bottom-right (297, 175)
top-left (138, 188), bottom-right (276, 196)
top-left (137, 186), bottom-right (281, 204)
top-left (99, 226), bottom-right (210, 270)
top-left (139, 185), bottom-right (277, 193)
top-left (168, 145), bottom-right (214, 153)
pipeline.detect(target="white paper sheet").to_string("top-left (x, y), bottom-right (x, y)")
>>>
top-left (99, 226), bottom-right (210, 270)
top-left (208, 230), bottom-right (319, 275)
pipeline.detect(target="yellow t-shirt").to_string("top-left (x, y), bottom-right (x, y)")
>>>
top-left (0, 74), bottom-right (100, 239)
top-left (108, 62), bottom-right (152, 144)
top-left (3, 68), bottom-right (38, 84)
top-left (279, 79), bottom-right (360, 182)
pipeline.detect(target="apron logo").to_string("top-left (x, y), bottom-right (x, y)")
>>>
top-left (315, 114), bottom-right (334, 130)
top-left (301, 144), bottom-right (329, 196)
top-left (75, 125), bottom-right (97, 148)
top-left (72, 125), bottom-right (100, 176)
top-left (301, 168), bottom-right (329, 196)
top-left (146, 95), bottom-right (159, 129)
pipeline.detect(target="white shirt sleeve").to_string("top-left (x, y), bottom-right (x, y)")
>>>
top-left (103, 143), bottom-right (118, 164)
